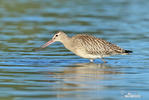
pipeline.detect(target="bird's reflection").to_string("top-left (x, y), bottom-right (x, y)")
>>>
top-left (47, 62), bottom-right (123, 98)
top-left (48, 62), bottom-right (122, 82)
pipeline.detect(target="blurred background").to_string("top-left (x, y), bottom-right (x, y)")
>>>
top-left (0, 0), bottom-right (149, 100)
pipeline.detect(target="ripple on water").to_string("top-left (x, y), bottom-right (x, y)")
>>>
top-left (0, 0), bottom-right (149, 100)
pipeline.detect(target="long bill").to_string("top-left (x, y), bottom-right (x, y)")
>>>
top-left (40, 40), bottom-right (54, 48)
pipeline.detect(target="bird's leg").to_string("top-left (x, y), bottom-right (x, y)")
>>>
top-left (101, 58), bottom-right (107, 63)
top-left (90, 59), bottom-right (94, 62)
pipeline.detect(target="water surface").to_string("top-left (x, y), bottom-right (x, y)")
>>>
top-left (0, 0), bottom-right (149, 100)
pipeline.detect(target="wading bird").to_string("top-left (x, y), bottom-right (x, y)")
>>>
top-left (38, 31), bottom-right (132, 63)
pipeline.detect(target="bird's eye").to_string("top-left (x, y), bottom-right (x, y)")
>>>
top-left (55, 35), bottom-right (58, 37)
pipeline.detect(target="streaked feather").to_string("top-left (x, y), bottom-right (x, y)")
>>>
top-left (72, 34), bottom-right (124, 56)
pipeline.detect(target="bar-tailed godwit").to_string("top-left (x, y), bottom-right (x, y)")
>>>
top-left (39, 31), bottom-right (132, 63)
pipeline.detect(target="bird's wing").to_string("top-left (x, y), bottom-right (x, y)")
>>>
top-left (73, 35), bottom-right (124, 55)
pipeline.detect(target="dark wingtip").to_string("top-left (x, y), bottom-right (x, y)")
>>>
top-left (125, 50), bottom-right (133, 53)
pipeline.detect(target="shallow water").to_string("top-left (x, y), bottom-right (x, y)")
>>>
top-left (0, 0), bottom-right (149, 100)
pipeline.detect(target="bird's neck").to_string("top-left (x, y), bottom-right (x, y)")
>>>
top-left (61, 36), bottom-right (73, 50)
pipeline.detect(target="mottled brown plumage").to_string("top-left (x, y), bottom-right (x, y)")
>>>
top-left (39, 31), bottom-right (132, 63)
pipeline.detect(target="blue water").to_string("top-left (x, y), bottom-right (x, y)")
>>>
top-left (0, 0), bottom-right (149, 100)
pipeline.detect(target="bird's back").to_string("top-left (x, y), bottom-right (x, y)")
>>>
top-left (71, 34), bottom-right (125, 57)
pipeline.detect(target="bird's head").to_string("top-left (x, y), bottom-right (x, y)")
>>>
top-left (40, 31), bottom-right (67, 48)
top-left (52, 31), bottom-right (67, 42)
